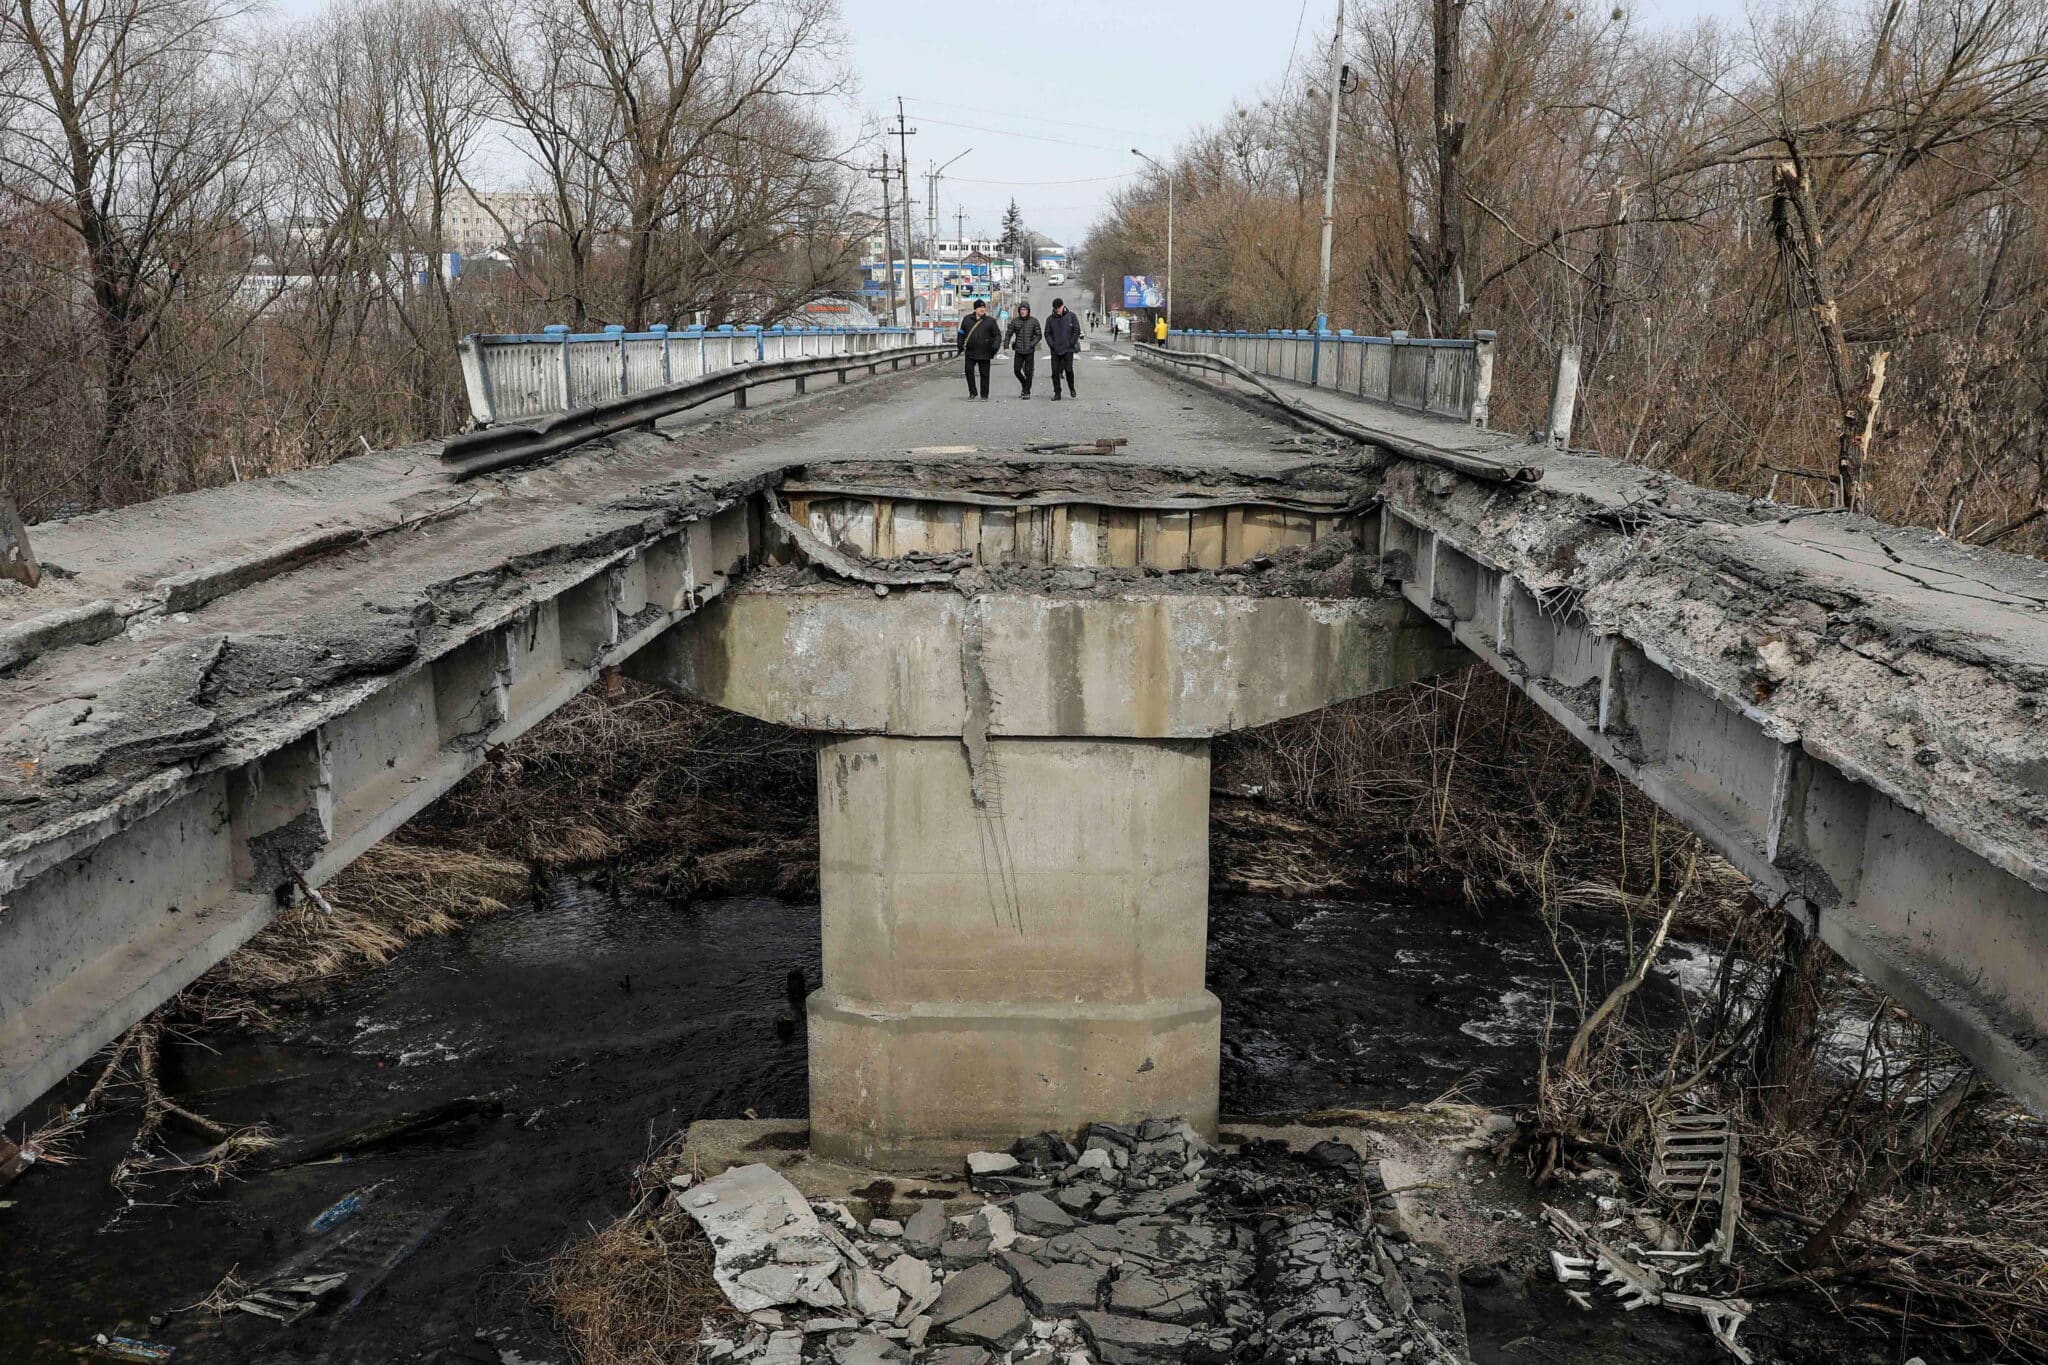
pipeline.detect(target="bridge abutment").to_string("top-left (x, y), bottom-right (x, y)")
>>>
top-left (809, 734), bottom-right (1217, 1167)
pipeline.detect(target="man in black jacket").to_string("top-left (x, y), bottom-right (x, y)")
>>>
top-left (1044, 297), bottom-right (1082, 400)
top-left (1003, 302), bottom-right (1043, 398)
top-left (957, 300), bottom-right (1000, 399)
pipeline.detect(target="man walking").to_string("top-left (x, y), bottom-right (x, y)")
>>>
top-left (1004, 301), bottom-right (1043, 399)
top-left (1153, 314), bottom-right (1168, 347)
top-left (957, 299), bottom-right (1000, 399)
top-left (1045, 297), bottom-right (1081, 401)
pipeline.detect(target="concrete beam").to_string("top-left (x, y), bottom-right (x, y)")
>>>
top-left (1378, 501), bottom-right (2048, 1110)
top-left (632, 585), bottom-right (1468, 739)
top-left (0, 501), bottom-right (760, 1127)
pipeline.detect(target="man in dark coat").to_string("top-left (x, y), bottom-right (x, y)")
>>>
top-left (1044, 297), bottom-right (1082, 401)
top-left (1003, 302), bottom-right (1043, 398)
top-left (957, 299), bottom-right (1000, 399)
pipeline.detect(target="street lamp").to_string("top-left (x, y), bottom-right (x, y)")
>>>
top-left (1131, 148), bottom-right (1172, 331)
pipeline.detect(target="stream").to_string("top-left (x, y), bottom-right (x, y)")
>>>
top-left (0, 879), bottom-right (1707, 1363)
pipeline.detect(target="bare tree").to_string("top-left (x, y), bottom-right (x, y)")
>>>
top-left (0, 0), bottom-right (266, 505)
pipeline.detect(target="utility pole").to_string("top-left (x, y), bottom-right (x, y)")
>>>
top-left (867, 152), bottom-right (898, 324)
top-left (893, 99), bottom-right (918, 326)
top-left (927, 148), bottom-right (970, 254)
top-left (1316, 0), bottom-right (1346, 333)
top-left (1131, 148), bottom-right (1173, 329)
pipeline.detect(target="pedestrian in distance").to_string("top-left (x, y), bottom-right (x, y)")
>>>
top-left (1045, 298), bottom-right (1081, 401)
top-left (1153, 314), bottom-right (1168, 346)
top-left (957, 299), bottom-right (1000, 400)
top-left (1005, 301), bottom-right (1043, 399)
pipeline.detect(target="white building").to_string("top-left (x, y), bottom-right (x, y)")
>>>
top-left (436, 190), bottom-right (550, 255)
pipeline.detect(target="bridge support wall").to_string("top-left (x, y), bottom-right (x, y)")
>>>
top-left (808, 734), bottom-right (1218, 1167)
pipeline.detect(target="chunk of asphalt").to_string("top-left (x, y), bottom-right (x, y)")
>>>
top-left (940, 1294), bottom-right (1031, 1351)
top-left (1023, 1261), bottom-right (1106, 1317)
top-left (902, 1200), bottom-right (948, 1256)
top-left (1077, 1310), bottom-right (1195, 1365)
top-left (927, 1262), bottom-right (1011, 1327)
top-left (1007, 1191), bottom-right (1076, 1236)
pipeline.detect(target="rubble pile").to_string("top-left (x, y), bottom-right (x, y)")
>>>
top-left (683, 1121), bottom-right (1463, 1364)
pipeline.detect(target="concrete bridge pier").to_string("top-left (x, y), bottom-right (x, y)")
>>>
top-left (637, 579), bottom-right (1465, 1168)
top-left (808, 733), bottom-right (1217, 1167)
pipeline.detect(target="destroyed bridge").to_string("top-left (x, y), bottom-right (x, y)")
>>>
top-left (2, 321), bottom-right (2044, 1168)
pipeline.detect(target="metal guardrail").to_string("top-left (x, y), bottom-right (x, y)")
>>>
top-left (458, 322), bottom-right (953, 425)
top-left (1168, 327), bottom-right (1496, 426)
top-left (441, 343), bottom-right (955, 480)
top-left (1134, 343), bottom-right (1541, 485)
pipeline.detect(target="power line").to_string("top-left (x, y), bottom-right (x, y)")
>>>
top-left (905, 116), bottom-right (1129, 154)
top-left (902, 96), bottom-right (1166, 143)
top-left (948, 172), bottom-right (1138, 188)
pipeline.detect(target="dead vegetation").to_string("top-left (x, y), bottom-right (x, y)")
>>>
top-left (413, 677), bottom-right (818, 903)
top-left (1211, 668), bottom-right (1748, 932)
top-left (536, 1136), bottom-right (740, 1365)
top-left (1215, 666), bottom-right (2048, 1358)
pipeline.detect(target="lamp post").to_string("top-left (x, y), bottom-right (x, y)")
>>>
top-left (1131, 148), bottom-right (1173, 330)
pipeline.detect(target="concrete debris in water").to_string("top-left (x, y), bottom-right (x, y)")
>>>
top-left (694, 1122), bottom-right (1465, 1364)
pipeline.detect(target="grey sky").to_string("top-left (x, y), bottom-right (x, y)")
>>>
top-left (260, 0), bottom-right (1754, 248)
top-left (830, 0), bottom-right (1754, 247)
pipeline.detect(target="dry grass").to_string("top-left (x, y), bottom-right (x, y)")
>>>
top-left (180, 840), bottom-right (529, 1029)
top-left (417, 681), bottom-right (818, 902)
top-left (1212, 669), bottom-right (1750, 933)
top-left (538, 1138), bottom-right (742, 1364)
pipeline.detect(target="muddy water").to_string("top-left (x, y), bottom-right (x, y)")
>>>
top-left (0, 883), bottom-right (1684, 1363)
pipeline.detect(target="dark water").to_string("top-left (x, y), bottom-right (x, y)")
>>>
top-left (0, 884), bottom-right (1687, 1363)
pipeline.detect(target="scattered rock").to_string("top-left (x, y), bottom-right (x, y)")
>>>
top-left (1023, 1261), bottom-right (1106, 1316)
top-left (903, 1200), bottom-right (948, 1256)
top-left (967, 1151), bottom-right (1020, 1177)
top-left (879, 1253), bottom-right (933, 1301)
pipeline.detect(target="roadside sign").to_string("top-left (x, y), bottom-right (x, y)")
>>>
top-left (1122, 276), bottom-right (1163, 308)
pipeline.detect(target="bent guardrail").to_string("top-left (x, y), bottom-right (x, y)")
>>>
top-left (1167, 327), bottom-right (1496, 427)
top-left (459, 322), bottom-right (953, 425)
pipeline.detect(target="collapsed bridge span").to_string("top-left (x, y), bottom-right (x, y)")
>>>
top-left (0, 332), bottom-right (2042, 1153)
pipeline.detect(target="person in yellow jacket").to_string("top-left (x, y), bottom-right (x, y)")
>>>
top-left (1153, 314), bottom-right (1169, 346)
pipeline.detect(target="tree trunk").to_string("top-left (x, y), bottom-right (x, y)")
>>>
top-left (1752, 912), bottom-right (1827, 1124)
top-left (1430, 0), bottom-right (1468, 336)
top-left (1773, 155), bottom-right (1886, 510)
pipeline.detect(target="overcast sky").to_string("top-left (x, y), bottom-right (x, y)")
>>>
top-left (260, 0), bottom-right (1757, 248)
top-left (826, 0), bottom-right (1756, 248)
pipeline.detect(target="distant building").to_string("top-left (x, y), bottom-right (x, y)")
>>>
top-left (436, 190), bottom-right (550, 255)
top-left (934, 236), bottom-right (1001, 262)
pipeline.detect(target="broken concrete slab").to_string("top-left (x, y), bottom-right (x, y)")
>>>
top-left (939, 1294), bottom-right (1030, 1351)
top-left (681, 1164), bottom-right (841, 1314)
top-left (1023, 1261), bottom-right (1107, 1317)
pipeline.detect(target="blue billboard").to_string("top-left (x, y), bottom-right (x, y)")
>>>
top-left (1122, 276), bottom-right (1164, 308)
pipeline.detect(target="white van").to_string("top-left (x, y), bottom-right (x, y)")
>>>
top-left (1047, 271), bottom-right (1066, 285)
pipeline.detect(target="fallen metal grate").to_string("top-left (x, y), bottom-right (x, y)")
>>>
top-left (1648, 1111), bottom-right (1741, 1260)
